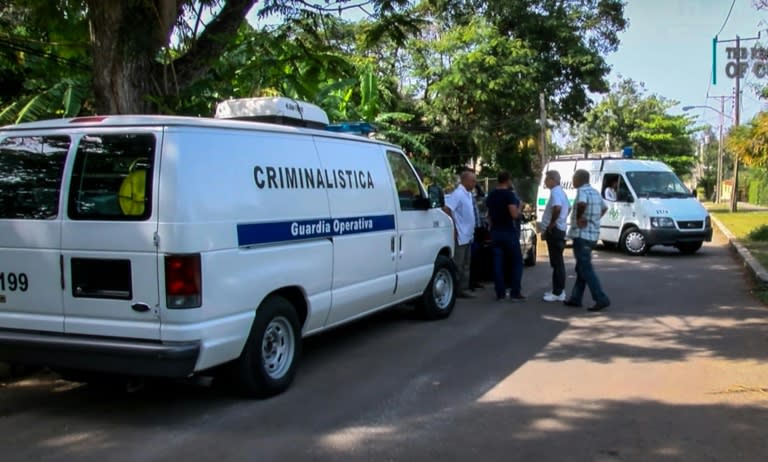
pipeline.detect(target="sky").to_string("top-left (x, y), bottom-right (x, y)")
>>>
top-left (606, 0), bottom-right (767, 129)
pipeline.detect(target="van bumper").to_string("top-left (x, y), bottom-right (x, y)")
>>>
top-left (645, 227), bottom-right (713, 246)
top-left (0, 329), bottom-right (199, 378)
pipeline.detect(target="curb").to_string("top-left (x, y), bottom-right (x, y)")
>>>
top-left (710, 215), bottom-right (768, 287)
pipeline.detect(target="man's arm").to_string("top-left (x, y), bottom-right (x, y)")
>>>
top-left (575, 201), bottom-right (587, 228)
top-left (507, 203), bottom-right (520, 219)
top-left (547, 205), bottom-right (561, 230)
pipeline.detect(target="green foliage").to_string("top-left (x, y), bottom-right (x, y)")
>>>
top-left (0, 0), bottom-right (627, 193)
top-left (630, 113), bottom-right (696, 175)
top-left (408, 156), bottom-right (455, 188)
top-left (747, 224), bottom-right (768, 241)
top-left (746, 168), bottom-right (768, 206)
top-left (725, 111), bottom-right (768, 169)
top-left (573, 78), bottom-right (696, 176)
top-left (404, 0), bottom-right (626, 176)
top-left (0, 2), bottom-right (92, 121)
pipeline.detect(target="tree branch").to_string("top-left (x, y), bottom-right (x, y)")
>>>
top-left (171, 0), bottom-right (258, 91)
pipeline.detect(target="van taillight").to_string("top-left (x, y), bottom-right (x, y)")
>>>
top-left (164, 254), bottom-right (202, 309)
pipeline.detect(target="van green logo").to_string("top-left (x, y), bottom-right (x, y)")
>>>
top-left (608, 207), bottom-right (620, 220)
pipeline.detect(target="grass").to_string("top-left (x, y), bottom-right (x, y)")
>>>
top-left (705, 203), bottom-right (768, 303)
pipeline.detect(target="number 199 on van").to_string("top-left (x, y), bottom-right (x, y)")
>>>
top-left (0, 272), bottom-right (28, 292)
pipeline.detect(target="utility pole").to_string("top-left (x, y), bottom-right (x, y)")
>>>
top-left (716, 32), bottom-right (760, 212)
top-left (733, 35), bottom-right (741, 212)
top-left (539, 93), bottom-right (547, 167)
top-left (707, 95), bottom-right (733, 203)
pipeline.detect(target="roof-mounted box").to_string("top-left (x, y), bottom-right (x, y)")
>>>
top-left (214, 97), bottom-right (329, 129)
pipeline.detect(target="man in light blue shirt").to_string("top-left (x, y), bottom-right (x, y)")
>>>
top-left (565, 169), bottom-right (611, 311)
top-left (444, 171), bottom-right (477, 298)
top-left (540, 170), bottom-right (570, 302)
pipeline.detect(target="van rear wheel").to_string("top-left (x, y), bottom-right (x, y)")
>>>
top-left (416, 255), bottom-right (457, 320)
top-left (231, 295), bottom-right (301, 398)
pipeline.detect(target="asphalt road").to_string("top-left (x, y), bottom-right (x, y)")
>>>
top-left (2, 229), bottom-right (767, 462)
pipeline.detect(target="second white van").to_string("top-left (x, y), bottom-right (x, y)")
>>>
top-left (536, 156), bottom-right (713, 255)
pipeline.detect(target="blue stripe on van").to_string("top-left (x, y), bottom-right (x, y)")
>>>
top-left (237, 214), bottom-right (396, 246)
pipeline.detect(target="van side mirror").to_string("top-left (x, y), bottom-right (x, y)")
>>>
top-left (413, 196), bottom-right (431, 210)
top-left (427, 184), bottom-right (445, 208)
top-left (618, 190), bottom-right (633, 203)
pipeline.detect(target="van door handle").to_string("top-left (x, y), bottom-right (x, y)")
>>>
top-left (391, 235), bottom-right (396, 260)
top-left (399, 235), bottom-right (404, 258)
top-left (131, 303), bottom-right (150, 313)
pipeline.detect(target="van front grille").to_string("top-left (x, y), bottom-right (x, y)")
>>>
top-left (678, 220), bottom-right (703, 229)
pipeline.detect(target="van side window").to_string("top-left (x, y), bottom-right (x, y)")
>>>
top-left (386, 151), bottom-right (424, 211)
top-left (68, 133), bottom-right (155, 221)
top-left (0, 136), bottom-right (69, 219)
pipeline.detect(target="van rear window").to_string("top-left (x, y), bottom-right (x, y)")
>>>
top-left (0, 136), bottom-right (69, 219)
top-left (68, 133), bottom-right (156, 221)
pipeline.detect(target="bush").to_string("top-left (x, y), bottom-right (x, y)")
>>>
top-left (747, 224), bottom-right (768, 241)
top-left (746, 169), bottom-right (768, 206)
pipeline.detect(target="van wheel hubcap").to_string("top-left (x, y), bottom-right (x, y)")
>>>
top-left (432, 268), bottom-right (454, 310)
top-left (262, 316), bottom-right (295, 379)
top-left (625, 231), bottom-right (646, 253)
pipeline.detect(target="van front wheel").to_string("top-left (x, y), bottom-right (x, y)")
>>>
top-left (620, 227), bottom-right (648, 256)
top-left (676, 241), bottom-right (703, 254)
top-left (231, 295), bottom-right (301, 398)
top-left (417, 255), bottom-right (457, 320)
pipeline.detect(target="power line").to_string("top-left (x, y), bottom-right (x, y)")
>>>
top-left (716, 0), bottom-right (737, 37)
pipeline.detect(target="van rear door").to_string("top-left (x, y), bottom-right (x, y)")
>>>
top-left (61, 131), bottom-right (161, 340)
top-left (0, 135), bottom-right (70, 333)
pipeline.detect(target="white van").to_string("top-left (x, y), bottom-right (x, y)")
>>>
top-left (0, 97), bottom-right (456, 397)
top-left (536, 156), bottom-right (713, 255)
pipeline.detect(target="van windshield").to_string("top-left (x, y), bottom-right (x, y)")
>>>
top-left (626, 171), bottom-right (691, 198)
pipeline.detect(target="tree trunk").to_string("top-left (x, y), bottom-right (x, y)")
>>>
top-left (85, 0), bottom-right (257, 115)
top-left (86, 1), bottom-right (161, 114)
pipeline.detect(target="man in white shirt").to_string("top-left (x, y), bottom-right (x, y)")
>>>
top-left (540, 170), bottom-right (570, 302)
top-left (443, 170), bottom-right (477, 298)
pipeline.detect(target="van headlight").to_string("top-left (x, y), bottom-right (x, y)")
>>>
top-left (705, 216), bottom-right (711, 228)
top-left (651, 217), bottom-right (675, 228)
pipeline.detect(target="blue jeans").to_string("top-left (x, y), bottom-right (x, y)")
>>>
top-left (569, 238), bottom-right (610, 306)
top-left (491, 230), bottom-right (523, 298)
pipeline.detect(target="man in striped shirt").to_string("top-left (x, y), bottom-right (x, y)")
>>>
top-left (564, 169), bottom-right (611, 312)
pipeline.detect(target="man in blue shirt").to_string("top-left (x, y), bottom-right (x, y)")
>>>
top-left (564, 169), bottom-right (611, 311)
top-left (485, 171), bottom-right (525, 302)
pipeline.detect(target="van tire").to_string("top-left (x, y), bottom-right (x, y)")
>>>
top-left (620, 227), bottom-right (648, 256)
top-left (676, 241), bottom-right (703, 254)
top-left (417, 255), bottom-right (457, 320)
top-left (231, 295), bottom-right (301, 398)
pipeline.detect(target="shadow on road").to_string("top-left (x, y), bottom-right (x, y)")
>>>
top-left (1, 237), bottom-right (767, 461)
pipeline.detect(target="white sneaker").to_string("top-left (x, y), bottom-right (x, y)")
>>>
top-left (543, 292), bottom-right (566, 302)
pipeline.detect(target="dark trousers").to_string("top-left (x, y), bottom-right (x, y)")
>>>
top-left (544, 228), bottom-right (566, 295)
top-left (490, 229), bottom-right (523, 299)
